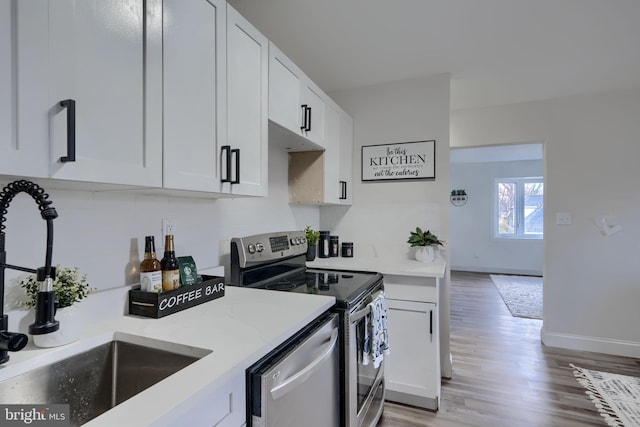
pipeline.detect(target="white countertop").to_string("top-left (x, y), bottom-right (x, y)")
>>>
top-left (307, 256), bottom-right (446, 278)
top-left (0, 285), bottom-right (335, 426)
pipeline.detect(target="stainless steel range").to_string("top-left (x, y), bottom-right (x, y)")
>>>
top-left (230, 230), bottom-right (385, 427)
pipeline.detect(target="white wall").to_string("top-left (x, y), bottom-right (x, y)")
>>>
top-left (326, 73), bottom-right (452, 376)
top-left (450, 159), bottom-right (543, 275)
top-left (452, 88), bottom-right (640, 357)
top-left (2, 146), bottom-right (319, 320)
top-left (325, 74), bottom-right (450, 261)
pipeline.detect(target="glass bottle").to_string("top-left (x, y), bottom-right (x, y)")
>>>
top-left (161, 235), bottom-right (180, 292)
top-left (140, 236), bottom-right (162, 293)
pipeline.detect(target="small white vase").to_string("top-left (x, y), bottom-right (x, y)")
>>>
top-left (32, 304), bottom-right (82, 348)
top-left (415, 245), bottom-right (435, 262)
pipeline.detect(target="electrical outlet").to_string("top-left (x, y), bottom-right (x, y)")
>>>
top-left (556, 212), bottom-right (572, 225)
top-left (162, 218), bottom-right (175, 241)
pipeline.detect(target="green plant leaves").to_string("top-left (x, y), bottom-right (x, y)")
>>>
top-left (19, 266), bottom-right (94, 309)
top-left (407, 227), bottom-right (444, 247)
top-left (304, 226), bottom-right (320, 245)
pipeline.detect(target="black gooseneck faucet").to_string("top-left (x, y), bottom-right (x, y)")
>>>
top-left (0, 180), bottom-right (60, 364)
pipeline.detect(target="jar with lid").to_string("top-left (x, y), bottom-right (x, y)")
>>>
top-left (318, 231), bottom-right (331, 258)
top-left (329, 236), bottom-right (339, 257)
top-left (341, 242), bottom-right (354, 257)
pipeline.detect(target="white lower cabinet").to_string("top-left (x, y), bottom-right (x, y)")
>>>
top-left (156, 372), bottom-right (246, 427)
top-left (208, 373), bottom-right (246, 427)
top-left (384, 275), bottom-right (441, 410)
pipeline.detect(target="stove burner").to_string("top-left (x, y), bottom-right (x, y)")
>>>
top-left (265, 281), bottom-right (298, 291)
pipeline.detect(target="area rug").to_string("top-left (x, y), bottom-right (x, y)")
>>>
top-left (489, 274), bottom-right (542, 319)
top-left (571, 364), bottom-right (640, 427)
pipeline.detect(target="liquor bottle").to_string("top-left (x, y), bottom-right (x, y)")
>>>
top-left (140, 236), bottom-right (162, 293)
top-left (161, 235), bottom-right (181, 292)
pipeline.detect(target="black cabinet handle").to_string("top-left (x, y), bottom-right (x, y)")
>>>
top-left (305, 106), bottom-right (312, 132)
top-left (339, 181), bottom-right (347, 200)
top-left (59, 99), bottom-right (76, 162)
top-left (300, 104), bottom-right (308, 132)
top-left (231, 148), bottom-right (240, 184)
top-left (220, 145), bottom-right (232, 183)
top-left (429, 310), bottom-right (433, 335)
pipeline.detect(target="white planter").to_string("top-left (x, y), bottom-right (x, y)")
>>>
top-left (415, 245), bottom-right (435, 262)
top-left (32, 304), bottom-right (83, 348)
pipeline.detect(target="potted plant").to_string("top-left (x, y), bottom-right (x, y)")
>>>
top-left (20, 266), bottom-right (94, 347)
top-left (304, 226), bottom-right (320, 261)
top-left (407, 227), bottom-right (444, 262)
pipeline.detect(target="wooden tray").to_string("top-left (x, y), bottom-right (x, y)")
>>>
top-left (128, 275), bottom-right (225, 318)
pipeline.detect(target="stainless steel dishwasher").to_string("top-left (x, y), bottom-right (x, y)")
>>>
top-left (247, 313), bottom-right (340, 427)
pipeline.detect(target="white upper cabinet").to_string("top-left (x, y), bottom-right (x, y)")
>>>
top-left (321, 102), bottom-right (341, 204)
top-left (338, 111), bottom-right (354, 204)
top-left (269, 43), bottom-right (303, 137)
top-left (226, 5), bottom-right (268, 197)
top-left (301, 79), bottom-right (325, 146)
top-left (0, 1), bottom-right (49, 178)
top-left (288, 100), bottom-right (353, 206)
top-left (268, 42), bottom-right (325, 150)
top-left (323, 100), bottom-right (353, 204)
top-left (47, 0), bottom-right (162, 187)
top-left (162, 0), bottom-right (226, 193)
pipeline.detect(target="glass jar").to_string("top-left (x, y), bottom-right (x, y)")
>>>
top-left (329, 236), bottom-right (339, 257)
top-left (318, 231), bottom-right (331, 258)
top-left (341, 242), bottom-right (354, 257)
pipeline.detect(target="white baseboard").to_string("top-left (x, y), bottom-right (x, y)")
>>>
top-left (451, 265), bottom-right (542, 276)
top-left (541, 326), bottom-right (640, 359)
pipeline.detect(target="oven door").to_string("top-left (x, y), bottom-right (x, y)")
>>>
top-left (346, 288), bottom-right (385, 427)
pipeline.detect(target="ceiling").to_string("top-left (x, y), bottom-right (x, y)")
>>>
top-left (227, 0), bottom-right (640, 110)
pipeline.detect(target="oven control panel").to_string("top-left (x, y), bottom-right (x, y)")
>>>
top-left (231, 230), bottom-right (308, 268)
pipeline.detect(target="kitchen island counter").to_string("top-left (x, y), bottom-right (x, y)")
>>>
top-left (0, 285), bottom-right (335, 426)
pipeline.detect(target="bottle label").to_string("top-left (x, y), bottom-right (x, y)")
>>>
top-left (141, 271), bottom-right (162, 293)
top-left (162, 269), bottom-right (181, 292)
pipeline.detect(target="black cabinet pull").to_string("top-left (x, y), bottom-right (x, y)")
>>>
top-left (59, 99), bottom-right (76, 162)
top-left (220, 145), bottom-right (232, 183)
top-left (305, 106), bottom-right (312, 132)
top-left (231, 148), bottom-right (240, 184)
top-left (339, 181), bottom-right (347, 200)
top-left (300, 104), bottom-right (308, 131)
top-left (429, 310), bottom-right (433, 335)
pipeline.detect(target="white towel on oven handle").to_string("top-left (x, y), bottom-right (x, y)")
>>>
top-left (362, 292), bottom-right (389, 369)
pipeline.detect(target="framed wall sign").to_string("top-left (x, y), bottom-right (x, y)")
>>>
top-left (361, 140), bottom-right (435, 181)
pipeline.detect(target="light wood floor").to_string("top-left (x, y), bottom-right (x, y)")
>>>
top-left (378, 271), bottom-right (640, 427)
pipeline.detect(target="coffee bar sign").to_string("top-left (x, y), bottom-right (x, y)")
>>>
top-left (361, 140), bottom-right (435, 181)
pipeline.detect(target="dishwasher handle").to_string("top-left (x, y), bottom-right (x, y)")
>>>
top-left (270, 328), bottom-right (338, 400)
